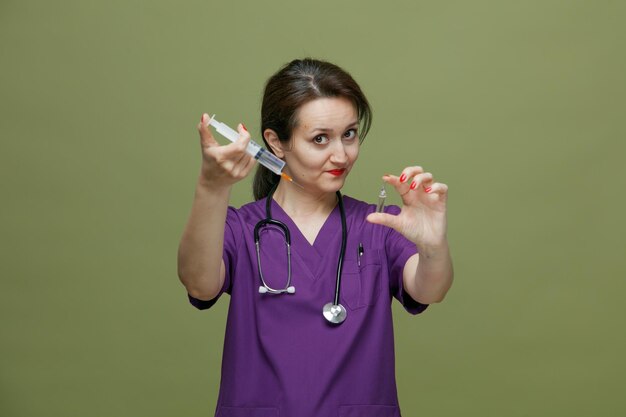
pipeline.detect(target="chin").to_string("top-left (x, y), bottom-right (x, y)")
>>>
top-left (320, 178), bottom-right (347, 194)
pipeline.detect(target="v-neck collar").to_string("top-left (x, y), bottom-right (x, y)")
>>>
top-left (269, 197), bottom-right (344, 281)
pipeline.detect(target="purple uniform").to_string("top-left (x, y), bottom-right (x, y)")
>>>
top-left (188, 196), bottom-right (428, 417)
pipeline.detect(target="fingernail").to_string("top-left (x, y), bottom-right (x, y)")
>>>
top-left (241, 123), bottom-right (247, 131)
top-left (424, 187), bottom-right (432, 193)
top-left (399, 174), bottom-right (406, 183)
top-left (200, 114), bottom-right (205, 124)
top-left (410, 181), bottom-right (417, 190)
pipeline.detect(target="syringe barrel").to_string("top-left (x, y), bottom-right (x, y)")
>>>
top-left (255, 148), bottom-right (285, 175)
top-left (209, 117), bottom-right (285, 175)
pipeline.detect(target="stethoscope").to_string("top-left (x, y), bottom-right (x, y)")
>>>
top-left (254, 185), bottom-right (348, 324)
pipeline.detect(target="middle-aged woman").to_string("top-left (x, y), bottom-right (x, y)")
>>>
top-left (178, 58), bottom-right (453, 417)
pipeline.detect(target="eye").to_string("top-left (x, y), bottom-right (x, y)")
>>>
top-left (313, 135), bottom-right (329, 145)
top-left (343, 129), bottom-right (358, 140)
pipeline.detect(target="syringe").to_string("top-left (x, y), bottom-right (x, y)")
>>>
top-left (208, 115), bottom-right (300, 186)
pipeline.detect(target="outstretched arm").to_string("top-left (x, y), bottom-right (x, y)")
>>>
top-left (178, 114), bottom-right (257, 301)
top-left (367, 166), bottom-right (453, 304)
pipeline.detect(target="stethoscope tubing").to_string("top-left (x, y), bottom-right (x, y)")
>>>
top-left (333, 194), bottom-right (347, 306)
top-left (257, 184), bottom-right (348, 323)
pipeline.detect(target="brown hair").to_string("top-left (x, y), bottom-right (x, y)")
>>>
top-left (253, 58), bottom-right (372, 200)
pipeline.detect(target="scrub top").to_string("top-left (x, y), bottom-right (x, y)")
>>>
top-left (188, 196), bottom-right (428, 417)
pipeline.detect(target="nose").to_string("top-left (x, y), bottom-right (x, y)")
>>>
top-left (329, 140), bottom-right (348, 165)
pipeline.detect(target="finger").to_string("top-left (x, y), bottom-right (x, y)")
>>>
top-left (210, 124), bottom-right (253, 176)
top-left (233, 149), bottom-right (251, 167)
top-left (198, 113), bottom-right (219, 148)
top-left (231, 155), bottom-right (253, 178)
top-left (233, 153), bottom-right (258, 179)
top-left (231, 126), bottom-right (258, 179)
top-left (382, 173), bottom-right (411, 197)
top-left (232, 126), bottom-right (253, 166)
top-left (365, 211), bottom-right (402, 231)
top-left (233, 135), bottom-right (252, 165)
top-left (243, 152), bottom-right (258, 173)
top-left (398, 166), bottom-right (425, 185)
top-left (381, 174), bottom-right (399, 186)
top-left (425, 182), bottom-right (448, 196)
top-left (218, 123), bottom-right (252, 158)
top-left (408, 172), bottom-right (434, 191)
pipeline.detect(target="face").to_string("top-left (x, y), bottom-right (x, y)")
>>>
top-left (269, 97), bottom-right (360, 195)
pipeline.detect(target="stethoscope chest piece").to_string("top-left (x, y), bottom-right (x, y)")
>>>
top-left (323, 302), bottom-right (347, 324)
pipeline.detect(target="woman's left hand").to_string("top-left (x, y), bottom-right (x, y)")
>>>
top-left (366, 166), bottom-right (448, 249)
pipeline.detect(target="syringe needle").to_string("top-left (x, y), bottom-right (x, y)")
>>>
top-left (281, 172), bottom-right (304, 188)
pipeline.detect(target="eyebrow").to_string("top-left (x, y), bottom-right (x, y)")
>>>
top-left (308, 121), bottom-right (359, 133)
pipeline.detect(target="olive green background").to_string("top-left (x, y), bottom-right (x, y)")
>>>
top-left (1, 0), bottom-right (625, 416)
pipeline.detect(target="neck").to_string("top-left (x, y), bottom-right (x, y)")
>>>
top-left (272, 180), bottom-right (338, 218)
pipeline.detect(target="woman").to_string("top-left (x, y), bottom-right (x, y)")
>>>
top-left (178, 58), bottom-right (453, 417)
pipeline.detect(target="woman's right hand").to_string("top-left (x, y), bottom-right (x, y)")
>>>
top-left (197, 113), bottom-right (257, 189)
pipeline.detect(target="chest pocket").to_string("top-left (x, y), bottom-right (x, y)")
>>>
top-left (340, 248), bottom-right (383, 310)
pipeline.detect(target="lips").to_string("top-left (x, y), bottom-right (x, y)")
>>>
top-left (327, 169), bottom-right (346, 176)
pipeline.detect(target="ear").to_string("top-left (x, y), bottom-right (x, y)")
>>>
top-left (263, 129), bottom-right (285, 158)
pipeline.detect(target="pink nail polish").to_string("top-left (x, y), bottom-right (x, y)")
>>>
top-left (424, 187), bottom-right (432, 193)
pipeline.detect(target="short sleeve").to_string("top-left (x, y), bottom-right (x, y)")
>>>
top-left (187, 207), bottom-right (242, 310)
top-left (384, 205), bottom-right (429, 315)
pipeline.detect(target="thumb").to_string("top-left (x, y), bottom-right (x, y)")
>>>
top-left (366, 212), bottom-right (401, 231)
top-left (198, 113), bottom-right (219, 148)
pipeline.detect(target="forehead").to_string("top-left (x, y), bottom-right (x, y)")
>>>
top-left (295, 97), bottom-right (357, 131)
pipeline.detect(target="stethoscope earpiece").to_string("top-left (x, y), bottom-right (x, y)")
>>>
top-left (258, 286), bottom-right (295, 294)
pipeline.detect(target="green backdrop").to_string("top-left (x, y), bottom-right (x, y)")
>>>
top-left (1, 0), bottom-right (625, 416)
